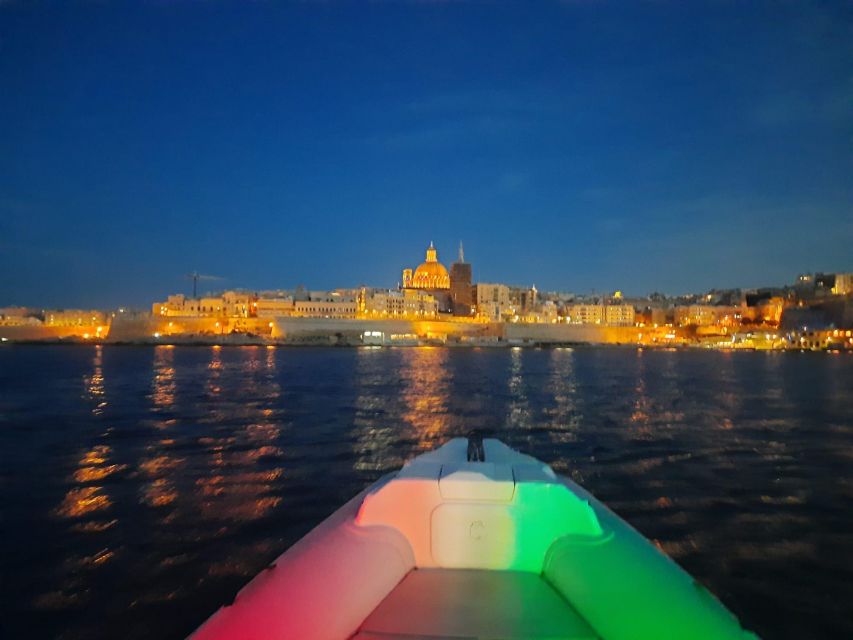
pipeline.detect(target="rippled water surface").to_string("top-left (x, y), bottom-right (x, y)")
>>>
top-left (1, 345), bottom-right (852, 639)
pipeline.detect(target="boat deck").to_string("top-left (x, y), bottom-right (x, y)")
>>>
top-left (353, 568), bottom-right (599, 640)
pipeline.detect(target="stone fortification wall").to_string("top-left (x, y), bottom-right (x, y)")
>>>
top-left (0, 312), bottom-right (645, 346)
top-left (504, 323), bottom-right (642, 344)
top-left (271, 317), bottom-right (642, 345)
top-left (107, 315), bottom-right (159, 342)
top-left (0, 324), bottom-right (106, 341)
top-left (108, 315), bottom-right (273, 342)
top-left (270, 317), bottom-right (501, 342)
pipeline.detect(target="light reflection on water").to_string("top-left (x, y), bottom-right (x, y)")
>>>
top-left (83, 344), bottom-right (107, 416)
top-left (400, 347), bottom-right (451, 451)
top-left (507, 345), bottom-right (532, 433)
top-left (630, 347), bottom-right (652, 436)
top-left (353, 347), bottom-right (406, 472)
top-left (545, 348), bottom-right (580, 444)
top-left (195, 345), bottom-right (284, 524)
top-left (40, 346), bottom-right (122, 613)
top-left (0, 345), bottom-right (852, 640)
top-left (151, 345), bottom-right (176, 414)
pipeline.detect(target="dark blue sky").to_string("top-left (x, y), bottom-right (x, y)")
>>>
top-left (1, 1), bottom-right (851, 308)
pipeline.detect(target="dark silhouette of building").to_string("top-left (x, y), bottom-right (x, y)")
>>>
top-left (450, 242), bottom-right (474, 316)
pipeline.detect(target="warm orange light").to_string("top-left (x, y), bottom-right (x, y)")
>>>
top-left (56, 486), bottom-right (111, 518)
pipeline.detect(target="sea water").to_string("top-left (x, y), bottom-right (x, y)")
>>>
top-left (1, 345), bottom-right (851, 639)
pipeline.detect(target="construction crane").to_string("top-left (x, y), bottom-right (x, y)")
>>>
top-left (185, 271), bottom-right (224, 299)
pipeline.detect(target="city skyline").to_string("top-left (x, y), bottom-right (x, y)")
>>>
top-left (2, 1), bottom-right (852, 308)
top-left (0, 235), bottom-right (851, 310)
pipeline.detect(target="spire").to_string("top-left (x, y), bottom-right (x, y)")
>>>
top-left (458, 241), bottom-right (464, 263)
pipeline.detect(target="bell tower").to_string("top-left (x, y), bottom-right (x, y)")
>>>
top-left (450, 240), bottom-right (474, 316)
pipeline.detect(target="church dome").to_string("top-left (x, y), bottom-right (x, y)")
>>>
top-left (410, 242), bottom-right (450, 289)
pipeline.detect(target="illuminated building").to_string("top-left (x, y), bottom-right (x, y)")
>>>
top-left (44, 309), bottom-right (108, 327)
top-left (830, 273), bottom-right (853, 296)
top-left (363, 289), bottom-right (438, 318)
top-left (223, 291), bottom-right (255, 317)
top-left (401, 242), bottom-right (453, 312)
top-left (563, 304), bottom-right (635, 326)
top-left (152, 294), bottom-right (208, 317)
top-left (449, 242), bottom-right (474, 316)
top-left (541, 301), bottom-right (559, 323)
top-left (404, 242), bottom-right (450, 290)
top-left (0, 307), bottom-right (42, 327)
top-left (285, 290), bottom-right (358, 318)
top-left (564, 304), bottom-right (604, 325)
top-left (757, 300), bottom-right (784, 325)
top-left (255, 298), bottom-right (295, 317)
top-left (515, 285), bottom-right (538, 313)
top-left (520, 300), bottom-right (559, 324)
top-left (476, 283), bottom-right (511, 307)
top-left (153, 289), bottom-right (364, 320)
top-left (605, 304), bottom-right (636, 326)
top-left (293, 300), bottom-right (357, 318)
top-left (152, 292), bottom-right (257, 318)
top-left (308, 290), bottom-right (359, 302)
top-left (475, 283), bottom-right (512, 321)
top-left (674, 305), bottom-right (740, 327)
top-left (796, 272), bottom-right (853, 298)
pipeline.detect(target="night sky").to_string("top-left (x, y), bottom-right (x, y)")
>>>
top-left (1, 1), bottom-right (851, 308)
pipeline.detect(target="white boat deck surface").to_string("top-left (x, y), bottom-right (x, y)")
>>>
top-left (352, 568), bottom-right (599, 640)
